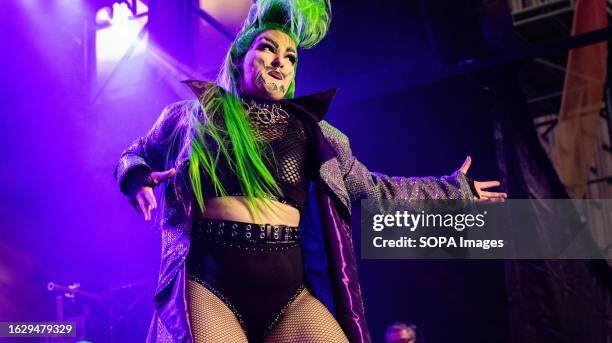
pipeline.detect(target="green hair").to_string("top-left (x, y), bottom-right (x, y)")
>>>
top-left (190, 0), bottom-right (332, 220)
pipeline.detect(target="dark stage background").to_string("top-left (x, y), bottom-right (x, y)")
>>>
top-left (1, 0), bottom-right (610, 342)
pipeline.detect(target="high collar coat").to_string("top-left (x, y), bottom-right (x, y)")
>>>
top-left (113, 80), bottom-right (474, 343)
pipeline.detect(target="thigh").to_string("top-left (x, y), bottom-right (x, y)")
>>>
top-left (186, 278), bottom-right (248, 343)
top-left (263, 287), bottom-right (349, 343)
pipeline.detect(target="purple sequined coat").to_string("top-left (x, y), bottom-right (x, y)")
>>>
top-left (113, 80), bottom-right (474, 343)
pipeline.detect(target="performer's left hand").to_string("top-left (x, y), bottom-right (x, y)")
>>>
top-left (459, 156), bottom-right (508, 202)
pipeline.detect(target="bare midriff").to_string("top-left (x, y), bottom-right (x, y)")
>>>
top-left (201, 196), bottom-right (300, 227)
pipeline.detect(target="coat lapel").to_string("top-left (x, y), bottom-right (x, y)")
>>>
top-left (281, 89), bottom-right (352, 217)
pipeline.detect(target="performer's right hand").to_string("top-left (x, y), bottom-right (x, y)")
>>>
top-left (134, 168), bottom-right (176, 221)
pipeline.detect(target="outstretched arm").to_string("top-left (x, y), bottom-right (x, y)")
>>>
top-left (113, 101), bottom-right (189, 220)
top-left (344, 156), bottom-right (474, 203)
top-left (317, 120), bottom-right (506, 205)
top-left (344, 155), bottom-right (506, 204)
top-left (113, 101), bottom-right (192, 192)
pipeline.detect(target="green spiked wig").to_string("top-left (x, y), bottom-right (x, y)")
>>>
top-left (218, 0), bottom-right (332, 96)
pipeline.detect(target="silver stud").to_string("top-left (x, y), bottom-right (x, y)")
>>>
top-left (274, 227), bottom-right (279, 232)
top-left (260, 233), bottom-right (265, 239)
top-left (232, 223), bottom-right (238, 229)
top-left (246, 232), bottom-right (251, 238)
top-left (246, 225), bottom-right (251, 231)
top-left (274, 233), bottom-right (279, 239)
top-left (217, 229), bottom-right (223, 235)
top-left (231, 231), bottom-right (237, 237)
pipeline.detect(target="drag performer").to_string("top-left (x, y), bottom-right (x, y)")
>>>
top-left (114, 0), bottom-right (507, 342)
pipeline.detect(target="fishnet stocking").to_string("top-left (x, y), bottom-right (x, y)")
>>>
top-left (186, 278), bottom-right (248, 343)
top-left (264, 287), bottom-right (349, 343)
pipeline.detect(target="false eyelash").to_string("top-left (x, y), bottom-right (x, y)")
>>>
top-left (259, 44), bottom-right (297, 64)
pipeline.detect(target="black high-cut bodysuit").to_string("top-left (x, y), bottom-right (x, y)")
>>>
top-left (185, 95), bottom-right (316, 342)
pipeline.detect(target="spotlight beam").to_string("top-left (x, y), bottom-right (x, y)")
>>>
top-left (91, 21), bottom-right (149, 105)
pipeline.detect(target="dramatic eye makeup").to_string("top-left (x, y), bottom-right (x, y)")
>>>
top-left (258, 37), bottom-right (297, 64)
top-left (258, 43), bottom-right (275, 52)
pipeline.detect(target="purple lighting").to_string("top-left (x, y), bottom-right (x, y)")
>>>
top-left (95, 1), bottom-right (148, 79)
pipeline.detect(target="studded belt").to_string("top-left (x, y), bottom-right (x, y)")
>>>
top-left (192, 217), bottom-right (301, 243)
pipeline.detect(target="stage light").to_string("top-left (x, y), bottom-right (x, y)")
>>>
top-left (95, 6), bottom-right (112, 26)
top-left (94, 1), bottom-right (148, 28)
top-left (111, 2), bottom-right (131, 25)
top-left (95, 0), bottom-right (148, 83)
top-left (96, 15), bottom-right (147, 63)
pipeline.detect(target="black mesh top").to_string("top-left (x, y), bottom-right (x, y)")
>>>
top-left (200, 97), bottom-right (316, 211)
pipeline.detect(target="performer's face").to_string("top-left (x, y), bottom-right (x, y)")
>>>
top-left (239, 29), bottom-right (297, 101)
